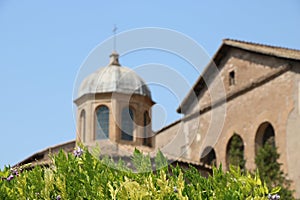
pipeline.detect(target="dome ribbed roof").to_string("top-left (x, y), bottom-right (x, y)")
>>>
top-left (77, 52), bottom-right (151, 98)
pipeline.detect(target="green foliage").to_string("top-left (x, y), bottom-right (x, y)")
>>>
top-left (227, 134), bottom-right (246, 170)
top-left (132, 148), bottom-right (152, 173)
top-left (155, 149), bottom-right (168, 171)
top-left (0, 147), bottom-right (276, 199)
top-left (255, 137), bottom-right (295, 199)
top-left (184, 165), bottom-right (275, 200)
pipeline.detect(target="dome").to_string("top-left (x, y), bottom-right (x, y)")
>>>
top-left (77, 52), bottom-right (151, 99)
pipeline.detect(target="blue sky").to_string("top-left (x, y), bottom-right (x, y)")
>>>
top-left (0, 1), bottom-right (299, 168)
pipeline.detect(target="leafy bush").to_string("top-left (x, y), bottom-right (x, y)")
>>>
top-left (0, 146), bottom-right (279, 199)
top-left (227, 134), bottom-right (246, 170)
top-left (255, 137), bottom-right (295, 199)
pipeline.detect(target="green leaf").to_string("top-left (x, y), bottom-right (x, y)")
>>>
top-left (270, 186), bottom-right (281, 194)
top-left (155, 149), bottom-right (168, 170)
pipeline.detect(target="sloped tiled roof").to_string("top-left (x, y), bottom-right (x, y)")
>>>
top-left (15, 140), bottom-right (207, 169)
top-left (14, 140), bottom-right (76, 167)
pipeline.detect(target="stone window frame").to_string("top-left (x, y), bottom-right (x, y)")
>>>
top-left (225, 133), bottom-right (245, 169)
top-left (255, 122), bottom-right (275, 155)
top-left (229, 70), bottom-right (236, 86)
top-left (200, 146), bottom-right (217, 166)
top-left (95, 105), bottom-right (110, 140)
top-left (143, 111), bottom-right (152, 146)
top-left (79, 109), bottom-right (86, 142)
top-left (121, 106), bottom-right (135, 141)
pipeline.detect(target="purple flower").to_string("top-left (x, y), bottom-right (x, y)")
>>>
top-left (73, 147), bottom-right (84, 157)
top-left (6, 174), bottom-right (14, 181)
top-left (56, 195), bottom-right (61, 200)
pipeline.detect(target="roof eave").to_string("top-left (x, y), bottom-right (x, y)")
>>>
top-left (177, 41), bottom-right (228, 113)
top-left (177, 39), bottom-right (300, 114)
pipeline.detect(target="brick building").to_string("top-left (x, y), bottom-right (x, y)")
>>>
top-left (157, 39), bottom-right (300, 198)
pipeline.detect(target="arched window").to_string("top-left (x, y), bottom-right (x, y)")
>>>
top-left (143, 111), bottom-right (150, 146)
top-left (121, 107), bottom-right (134, 141)
top-left (255, 122), bottom-right (275, 154)
top-left (200, 146), bottom-right (216, 166)
top-left (80, 110), bottom-right (86, 142)
top-left (226, 134), bottom-right (245, 169)
top-left (96, 105), bottom-right (109, 140)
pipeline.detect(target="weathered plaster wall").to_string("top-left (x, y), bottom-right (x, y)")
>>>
top-left (176, 49), bottom-right (300, 198)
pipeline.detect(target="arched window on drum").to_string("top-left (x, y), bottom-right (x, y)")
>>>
top-left (79, 110), bottom-right (86, 142)
top-left (95, 106), bottom-right (109, 140)
top-left (121, 107), bottom-right (134, 141)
